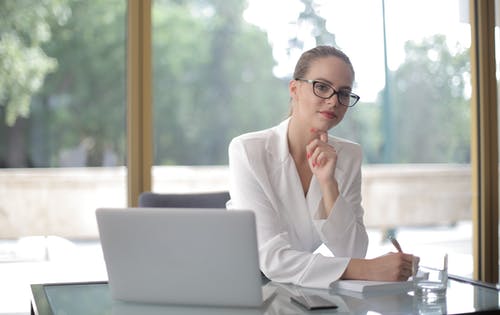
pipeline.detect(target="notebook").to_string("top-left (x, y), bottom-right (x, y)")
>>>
top-left (96, 208), bottom-right (265, 307)
top-left (330, 279), bottom-right (414, 294)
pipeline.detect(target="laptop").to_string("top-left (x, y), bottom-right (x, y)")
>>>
top-left (96, 208), bottom-right (265, 307)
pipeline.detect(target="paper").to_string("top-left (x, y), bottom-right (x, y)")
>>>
top-left (330, 280), bottom-right (413, 294)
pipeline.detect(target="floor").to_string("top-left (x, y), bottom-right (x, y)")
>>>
top-left (0, 222), bottom-right (474, 315)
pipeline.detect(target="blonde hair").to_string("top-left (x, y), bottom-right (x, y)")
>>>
top-left (293, 45), bottom-right (355, 80)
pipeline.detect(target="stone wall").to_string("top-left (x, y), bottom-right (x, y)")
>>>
top-left (0, 164), bottom-right (471, 238)
top-left (362, 164), bottom-right (471, 228)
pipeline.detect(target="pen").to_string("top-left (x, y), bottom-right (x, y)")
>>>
top-left (389, 236), bottom-right (403, 253)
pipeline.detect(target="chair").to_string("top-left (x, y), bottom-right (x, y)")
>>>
top-left (138, 191), bottom-right (230, 208)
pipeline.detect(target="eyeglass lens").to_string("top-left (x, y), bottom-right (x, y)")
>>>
top-left (313, 82), bottom-right (353, 106)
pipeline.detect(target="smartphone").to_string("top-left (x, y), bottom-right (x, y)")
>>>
top-left (290, 294), bottom-right (338, 310)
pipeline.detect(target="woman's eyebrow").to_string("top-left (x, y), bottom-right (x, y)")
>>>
top-left (314, 77), bottom-right (333, 85)
top-left (315, 77), bottom-right (352, 91)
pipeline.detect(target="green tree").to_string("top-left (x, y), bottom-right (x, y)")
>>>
top-left (153, 0), bottom-right (288, 165)
top-left (2, 0), bottom-right (287, 167)
top-left (35, 0), bottom-right (126, 166)
top-left (0, 0), bottom-right (70, 126)
top-left (0, 0), bottom-right (70, 167)
top-left (328, 35), bottom-right (470, 165)
top-left (387, 35), bottom-right (470, 163)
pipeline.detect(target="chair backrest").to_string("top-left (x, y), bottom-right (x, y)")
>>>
top-left (138, 191), bottom-right (230, 209)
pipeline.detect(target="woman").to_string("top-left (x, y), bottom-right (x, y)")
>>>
top-left (227, 45), bottom-right (415, 289)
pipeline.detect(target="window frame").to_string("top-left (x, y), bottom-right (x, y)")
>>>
top-left (127, 0), bottom-right (152, 206)
top-left (470, 0), bottom-right (499, 282)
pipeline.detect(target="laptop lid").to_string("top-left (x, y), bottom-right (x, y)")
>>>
top-left (96, 208), bottom-right (263, 307)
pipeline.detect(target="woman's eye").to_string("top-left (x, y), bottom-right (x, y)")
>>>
top-left (315, 83), bottom-right (329, 92)
top-left (339, 90), bottom-right (351, 98)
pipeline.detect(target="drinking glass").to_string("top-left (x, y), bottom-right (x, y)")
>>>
top-left (413, 253), bottom-right (448, 301)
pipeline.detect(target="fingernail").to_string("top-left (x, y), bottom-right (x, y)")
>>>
top-left (307, 152), bottom-right (311, 159)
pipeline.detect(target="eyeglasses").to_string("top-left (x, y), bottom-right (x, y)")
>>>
top-left (295, 78), bottom-right (360, 107)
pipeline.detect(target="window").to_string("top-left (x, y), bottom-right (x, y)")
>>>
top-left (151, 0), bottom-right (289, 191)
top-left (0, 0), bottom-right (126, 253)
top-left (152, 0), bottom-right (473, 277)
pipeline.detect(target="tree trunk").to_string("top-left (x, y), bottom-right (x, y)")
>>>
top-left (6, 118), bottom-right (29, 168)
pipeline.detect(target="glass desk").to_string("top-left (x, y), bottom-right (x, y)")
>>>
top-left (31, 277), bottom-right (500, 315)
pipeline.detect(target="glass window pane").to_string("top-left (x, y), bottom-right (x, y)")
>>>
top-left (0, 0), bottom-right (126, 266)
top-left (359, 0), bottom-right (472, 278)
top-left (152, 0), bottom-right (289, 191)
top-left (152, 0), bottom-right (472, 278)
top-left (0, 1), bottom-right (126, 312)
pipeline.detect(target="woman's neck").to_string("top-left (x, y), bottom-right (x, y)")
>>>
top-left (287, 117), bottom-right (315, 196)
top-left (287, 117), bottom-right (314, 159)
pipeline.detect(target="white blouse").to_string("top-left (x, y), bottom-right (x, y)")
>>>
top-left (227, 118), bottom-right (368, 289)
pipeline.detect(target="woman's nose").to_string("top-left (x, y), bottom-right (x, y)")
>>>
top-left (326, 94), bottom-right (339, 107)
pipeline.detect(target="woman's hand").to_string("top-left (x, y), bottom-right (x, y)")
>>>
top-left (306, 130), bottom-right (337, 185)
top-left (344, 253), bottom-right (416, 281)
top-left (368, 252), bottom-right (416, 281)
top-left (306, 129), bottom-right (339, 214)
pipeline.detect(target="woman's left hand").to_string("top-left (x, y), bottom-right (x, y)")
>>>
top-left (306, 130), bottom-right (337, 185)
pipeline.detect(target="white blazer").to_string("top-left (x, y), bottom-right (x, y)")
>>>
top-left (227, 118), bottom-right (368, 289)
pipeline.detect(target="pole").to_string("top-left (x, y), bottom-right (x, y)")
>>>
top-left (382, 0), bottom-right (392, 163)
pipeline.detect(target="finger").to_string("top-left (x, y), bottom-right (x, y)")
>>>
top-left (310, 146), bottom-right (322, 168)
top-left (398, 265), bottom-right (412, 280)
top-left (400, 273), bottom-right (411, 281)
top-left (316, 151), bottom-right (326, 167)
top-left (312, 145), bottom-right (328, 168)
top-left (306, 139), bottom-right (320, 160)
top-left (402, 263), bottom-right (413, 274)
top-left (320, 132), bottom-right (328, 143)
top-left (311, 129), bottom-right (331, 153)
top-left (401, 253), bottom-right (416, 264)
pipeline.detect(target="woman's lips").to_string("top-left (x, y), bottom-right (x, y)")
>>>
top-left (320, 111), bottom-right (336, 120)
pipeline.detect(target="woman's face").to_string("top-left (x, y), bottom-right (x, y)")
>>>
top-left (290, 56), bottom-right (354, 132)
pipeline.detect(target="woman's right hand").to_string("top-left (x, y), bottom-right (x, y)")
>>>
top-left (368, 252), bottom-right (416, 281)
top-left (344, 252), bottom-right (417, 281)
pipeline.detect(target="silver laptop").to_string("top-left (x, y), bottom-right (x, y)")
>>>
top-left (96, 208), bottom-right (263, 307)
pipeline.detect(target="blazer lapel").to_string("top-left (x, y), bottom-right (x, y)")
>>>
top-left (269, 118), bottom-right (309, 211)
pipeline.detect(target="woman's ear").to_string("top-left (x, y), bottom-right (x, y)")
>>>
top-left (289, 79), bottom-right (298, 99)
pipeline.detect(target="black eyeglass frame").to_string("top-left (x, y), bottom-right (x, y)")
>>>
top-left (295, 78), bottom-right (360, 107)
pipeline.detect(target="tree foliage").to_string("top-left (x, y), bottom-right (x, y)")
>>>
top-left (388, 35), bottom-right (470, 163)
top-left (153, 0), bottom-right (288, 165)
top-left (0, 0), bottom-right (288, 167)
top-left (37, 0), bottom-right (127, 166)
top-left (330, 36), bottom-right (470, 164)
top-left (0, 0), bottom-right (70, 126)
top-left (0, 0), bottom-right (471, 167)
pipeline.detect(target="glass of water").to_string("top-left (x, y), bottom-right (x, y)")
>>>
top-left (413, 253), bottom-right (448, 301)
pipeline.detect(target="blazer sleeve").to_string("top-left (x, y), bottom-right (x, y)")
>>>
top-left (228, 137), bottom-right (351, 289)
top-left (313, 144), bottom-right (368, 259)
